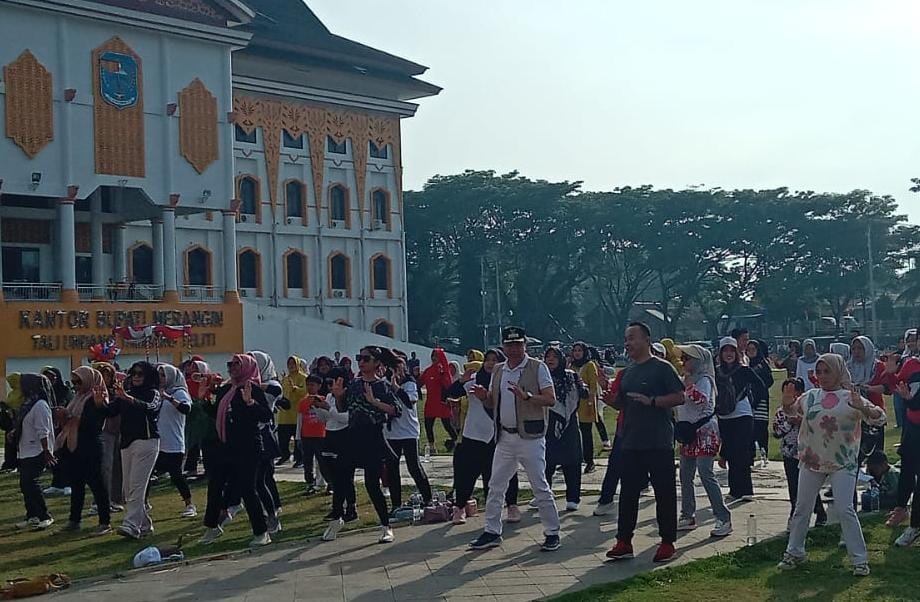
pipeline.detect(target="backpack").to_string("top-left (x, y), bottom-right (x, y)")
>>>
top-left (714, 371), bottom-right (738, 416)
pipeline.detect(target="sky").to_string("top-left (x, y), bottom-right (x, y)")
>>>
top-left (309, 0), bottom-right (920, 222)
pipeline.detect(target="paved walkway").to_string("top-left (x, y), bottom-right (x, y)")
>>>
top-left (57, 461), bottom-right (804, 601)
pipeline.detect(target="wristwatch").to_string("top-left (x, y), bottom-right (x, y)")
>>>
top-left (525, 391), bottom-right (533, 401)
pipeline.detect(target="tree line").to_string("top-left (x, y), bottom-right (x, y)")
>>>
top-left (405, 170), bottom-right (920, 350)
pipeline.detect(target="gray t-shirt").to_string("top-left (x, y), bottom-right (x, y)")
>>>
top-left (616, 356), bottom-right (685, 451)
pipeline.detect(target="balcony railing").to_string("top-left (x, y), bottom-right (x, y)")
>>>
top-left (77, 284), bottom-right (163, 302)
top-left (180, 285), bottom-right (224, 303)
top-left (3, 282), bottom-right (62, 301)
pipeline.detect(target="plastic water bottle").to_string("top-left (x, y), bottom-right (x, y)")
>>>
top-left (760, 448), bottom-right (769, 469)
top-left (870, 483), bottom-right (880, 513)
top-left (411, 493), bottom-right (422, 523)
top-left (423, 444), bottom-right (431, 464)
top-left (746, 514), bottom-right (758, 546)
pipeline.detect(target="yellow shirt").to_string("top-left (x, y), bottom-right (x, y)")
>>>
top-left (576, 362), bottom-right (599, 423)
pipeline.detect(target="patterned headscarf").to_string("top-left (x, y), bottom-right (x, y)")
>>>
top-left (816, 353), bottom-right (852, 391)
top-left (216, 354), bottom-right (261, 443)
top-left (57, 366), bottom-right (106, 452)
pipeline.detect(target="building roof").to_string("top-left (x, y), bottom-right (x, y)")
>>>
top-left (239, 0), bottom-right (441, 100)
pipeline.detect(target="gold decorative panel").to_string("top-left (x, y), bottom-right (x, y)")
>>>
top-left (178, 78), bottom-right (219, 174)
top-left (3, 50), bottom-right (54, 159)
top-left (92, 37), bottom-right (145, 177)
top-left (232, 96), bottom-right (403, 223)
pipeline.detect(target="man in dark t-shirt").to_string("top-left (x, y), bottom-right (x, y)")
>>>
top-left (604, 322), bottom-right (685, 564)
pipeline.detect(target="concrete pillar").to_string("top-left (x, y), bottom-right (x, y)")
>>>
top-left (58, 198), bottom-right (78, 303)
top-left (113, 225), bottom-right (126, 282)
top-left (90, 192), bottom-right (104, 298)
top-left (161, 207), bottom-right (179, 302)
top-left (222, 209), bottom-right (239, 303)
top-left (0, 184), bottom-right (4, 302)
top-left (152, 219), bottom-right (164, 296)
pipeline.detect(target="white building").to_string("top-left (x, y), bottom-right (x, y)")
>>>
top-left (0, 0), bottom-right (440, 376)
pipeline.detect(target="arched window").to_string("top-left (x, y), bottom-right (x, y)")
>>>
top-left (284, 250), bottom-right (307, 294)
top-left (371, 189), bottom-right (390, 227)
top-left (285, 180), bottom-right (305, 219)
top-left (238, 249), bottom-right (261, 294)
top-left (129, 243), bottom-right (153, 285)
top-left (371, 254), bottom-right (391, 297)
top-left (329, 185), bottom-right (348, 225)
top-left (185, 246), bottom-right (212, 286)
top-left (328, 252), bottom-right (350, 297)
top-left (373, 320), bottom-right (394, 338)
top-left (238, 175), bottom-right (259, 216)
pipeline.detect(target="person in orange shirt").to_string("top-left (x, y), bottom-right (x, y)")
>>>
top-left (299, 375), bottom-right (331, 496)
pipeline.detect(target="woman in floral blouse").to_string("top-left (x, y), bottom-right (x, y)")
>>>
top-left (777, 354), bottom-right (885, 577)
top-left (676, 344), bottom-right (732, 538)
top-left (772, 378), bottom-right (826, 527)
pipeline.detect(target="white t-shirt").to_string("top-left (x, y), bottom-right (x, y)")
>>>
top-left (462, 379), bottom-right (495, 443)
top-left (386, 381), bottom-right (421, 440)
top-left (496, 357), bottom-right (553, 429)
top-left (158, 388), bottom-right (192, 453)
top-left (18, 399), bottom-right (54, 458)
top-left (321, 393), bottom-right (349, 432)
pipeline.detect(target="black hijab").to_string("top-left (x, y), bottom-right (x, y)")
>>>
top-left (127, 361), bottom-right (159, 401)
top-left (545, 347), bottom-right (575, 406)
top-left (571, 342), bottom-right (589, 369)
top-left (41, 367), bottom-right (72, 407)
top-left (476, 349), bottom-right (506, 387)
top-left (16, 373), bottom-right (54, 434)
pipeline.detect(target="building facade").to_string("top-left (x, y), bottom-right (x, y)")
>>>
top-left (0, 0), bottom-right (439, 377)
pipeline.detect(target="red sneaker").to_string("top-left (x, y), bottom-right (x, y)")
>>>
top-left (605, 539), bottom-right (634, 560)
top-left (653, 541), bottom-right (676, 563)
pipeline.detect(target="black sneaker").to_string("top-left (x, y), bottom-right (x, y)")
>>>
top-left (343, 508), bottom-right (358, 523)
top-left (469, 532), bottom-right (503, 550)
top-left (541, 534), bottom-right (561, 552)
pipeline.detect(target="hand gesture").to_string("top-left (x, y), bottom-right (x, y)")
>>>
top-left (242, 381), bottom-right (254, 405)
top-left (331, 377), bottom-right (346, 399)
top-left (847, 385), bottom-right (864, 410)
top-left (462, 368), bottom-right (476, 383)
top-left (507, 382), bottom-right (526, 401)
top-left (627, 392), bottom-right (653, 406)
top-left (92, 385), bottom-right (107, 407)
top-left (471, 384), bottom-right (488, 401)
top-left (113, 380), bottom-right (126, 399)
top-left (42, 450), bottom-right (57, 468)
top-left (363, 382), bottom-right (376, 404)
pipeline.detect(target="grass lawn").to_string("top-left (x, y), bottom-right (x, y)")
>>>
top-left (552, 515), bottom-right (918, 602)
top-left (0, 472), bottom-right (383, 582)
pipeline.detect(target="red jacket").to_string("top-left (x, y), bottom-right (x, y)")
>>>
top-left (421, 348), bottom-right (454, 419)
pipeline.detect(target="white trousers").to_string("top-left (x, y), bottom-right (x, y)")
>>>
top-left (484, 433), bottom-right (560, 537)
top-left (121, 438), bottom-right (160, 534)
top-left (786, 467), bottom-right (868, 565)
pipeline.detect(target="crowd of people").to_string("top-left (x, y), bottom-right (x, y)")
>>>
top-left (1, 324), bottom-right (918, 576)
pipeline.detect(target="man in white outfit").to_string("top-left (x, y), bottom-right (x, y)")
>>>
top-left (468, 326), bottom-right (561, 552)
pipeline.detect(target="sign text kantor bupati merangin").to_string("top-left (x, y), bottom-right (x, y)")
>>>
top-left (17, 308), bottom-right (225, 352)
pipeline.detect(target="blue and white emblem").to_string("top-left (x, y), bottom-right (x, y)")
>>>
top-left (99, 51), bottom-right (138, 109)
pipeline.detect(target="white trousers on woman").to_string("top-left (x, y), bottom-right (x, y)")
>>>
top-left (785, 466), bottom-right (868, 565)
top-left (121, 438), bottom-right (160, 535)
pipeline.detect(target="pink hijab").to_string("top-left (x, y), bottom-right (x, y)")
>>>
top-left (216, 353), bottom-right (260, 442)
top-left (57, 366), bottom-right (107, 452)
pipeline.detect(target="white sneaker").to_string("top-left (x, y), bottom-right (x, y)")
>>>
top-left (198, 526), bottom-right (223, 545)
top-left (378, 526), bottom-right (394, 544)
top-left (15, 517), bottom-right (40, 530)
top-left (42, 486), bottom-right (64, 497)
top-left (63, 487), bottom-right (71, 496)
top-left (322, 518), bottom-right (345, 541)
top-left (602, 440), bottom-right (613, 451)
top-left (593, 501), bottom-right (616, 516)
top-left (677, 517), bottom-right (697, 531)
top-left (382, 487), bottom-right (391, 498)
top-left (34, 518), bottom-right (55, 531)
top-left (711, 520), bottom-right (732, 538)
top-left (895, 527), bottom-right (920, 547)
top-left (249, 532), bottom-right (271, 547)
top-left (853, 563), bottom-right (870, 577)
top-left (565, 501), bottom-right (579, 512)
top-left (181, 504), bottom-right (198, 518)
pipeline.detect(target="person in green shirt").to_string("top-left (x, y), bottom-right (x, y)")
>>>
top-left (865, 451), bottom-right (900, 511)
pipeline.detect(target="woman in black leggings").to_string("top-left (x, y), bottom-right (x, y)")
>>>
top-left (384, 355), bottom-right (432, 508)
top-left (324, 347), bottom-right (400, 544)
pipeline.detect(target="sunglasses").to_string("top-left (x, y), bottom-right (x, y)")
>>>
top-left (356, 354), bottom-right (374, 363)
top-left (226, 361), bottom-right (241, 368)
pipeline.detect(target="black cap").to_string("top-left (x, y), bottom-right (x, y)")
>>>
top-left (502, 326), bottom-right (526, 344)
